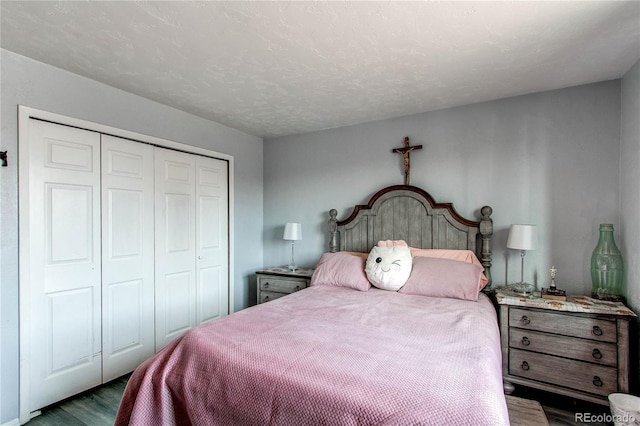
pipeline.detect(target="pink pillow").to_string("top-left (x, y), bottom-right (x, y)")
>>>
top-left (311, 252), bottom-right (371, 291)
top-left (339, 251), bottom-right (369, 260)
top-left (399, 256), bottom-right (484, 301)
top-left (410, 248), bottom-right (488, 289)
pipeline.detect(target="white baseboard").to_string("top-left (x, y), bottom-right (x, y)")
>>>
top-left (1, 418), bottom-right (20, 426)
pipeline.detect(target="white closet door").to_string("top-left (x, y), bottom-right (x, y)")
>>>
top-left (27, 119), bottom-right (102, 411)
top-left (155, 147), bottom-right (197, 351)
top-left (101, 135), bottom-right (155, 381)
top-left (195, 156), bottom-right (229, 324)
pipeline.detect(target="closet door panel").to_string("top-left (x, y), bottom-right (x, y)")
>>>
top-left (196, 157), bottom-right (229, 324)
top-left (107, 279), bottom-right (143, 351)
top-left (101, 135), bottom-right (155, 381)
top-left (155, 148), bottom-right (197, 351)
top-left (48, 184), bottom-right (93, 262)
top-left (28, 119), bottom-right (102, 411)
top-left (47, 288), bottom-right (95, 370)
top-left (165, 271), bottom-right (193, 334)
top-left (198, 266), bottom-right (223, 322)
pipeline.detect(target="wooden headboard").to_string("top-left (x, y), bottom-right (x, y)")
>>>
top-left (328, 185), bottom-right (494, 287)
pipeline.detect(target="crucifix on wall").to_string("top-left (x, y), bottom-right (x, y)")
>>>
top-left (392, 136), bottom-right (422, 185)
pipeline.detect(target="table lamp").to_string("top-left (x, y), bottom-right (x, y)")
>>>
top-left (507, 224), bottom-right (537, 295)
top-left (283, 222), bottom-right (302, 271)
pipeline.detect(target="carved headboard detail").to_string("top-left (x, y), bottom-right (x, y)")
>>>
top-left (328, 185), bottom-right (494, 287)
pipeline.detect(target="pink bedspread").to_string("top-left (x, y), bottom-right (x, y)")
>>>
top-left (116, 286), bottom-right (508, 425)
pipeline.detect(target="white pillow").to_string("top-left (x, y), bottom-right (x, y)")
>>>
top-left (365, 241), bottom-right (413, 291)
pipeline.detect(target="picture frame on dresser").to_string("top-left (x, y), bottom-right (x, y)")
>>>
top-left (495, 289), bottom-right (636, 405)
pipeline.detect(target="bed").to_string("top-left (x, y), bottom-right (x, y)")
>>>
top-left (115, 185), bottom-right (508, 425)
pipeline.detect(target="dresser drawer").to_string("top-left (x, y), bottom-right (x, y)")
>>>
top-left (258, 277), bottom-right (306, 294)
top-left (509, 328), bottom-right (617, 367)
top-left (509, 348), bottom-right (617, 397)
top-left (509, 308), bottom-right (617, 343)
top-left (258, 290), bottom-right (291, 304)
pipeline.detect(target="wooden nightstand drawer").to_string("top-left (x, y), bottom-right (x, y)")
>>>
top-left (258, 290), bottom-right (290, 304)
top-left (509, 348), bottom-right (617, 397)
top-left (509, 328), bottom-right (617, 367)
top-left (258, 277), bottom-right (305, 293)
top-left (509, 307), bottom-right (617, 343)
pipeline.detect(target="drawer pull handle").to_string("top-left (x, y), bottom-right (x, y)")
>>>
top-left (520, 316), bottom-right (531, 325)
top-left (521, 361), bottom-right (530, 371)
top-left (521, 337), bottom-right (530, 346)
top-left (593, 376), bottom-right (603, 387)
top-left (592, 349), bottom-right (603, 360)
top-left (295, 285), bottom-right (301, 291)
top-left (592, 326), bottom-right (603, 336)
top-left (264, 282), bottom-right (269, 288)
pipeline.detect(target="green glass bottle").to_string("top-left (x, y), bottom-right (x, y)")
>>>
top-left (591, 224), bottom-right (624, 301)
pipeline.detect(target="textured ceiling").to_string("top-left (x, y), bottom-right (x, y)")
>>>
top-left (1, 1), bottom-right (639, 139)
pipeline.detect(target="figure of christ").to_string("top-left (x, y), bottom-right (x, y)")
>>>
top-left (392, 136), bottom-right (422, 185)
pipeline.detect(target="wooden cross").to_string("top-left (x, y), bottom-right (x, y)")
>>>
top-left (392, 136), bottom-right (422, 185)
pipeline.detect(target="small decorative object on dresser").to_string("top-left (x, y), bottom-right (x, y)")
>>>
top-left (591, 223), bottom-right (624, 302)
top-left (541, 265), bottom-right (566, 301)
top-left (256, 266), bottom-right (314, 304)
top-left (496, 289), bottom-right (636, 405)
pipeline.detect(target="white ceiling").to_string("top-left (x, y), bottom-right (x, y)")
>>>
top-left (1, 1), bottom-right (639, 139)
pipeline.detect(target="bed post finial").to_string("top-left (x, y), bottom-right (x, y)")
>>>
top-left (329, 209), bottom-right (338, 253)
top-left (479, 206), bottom-right (493, 291)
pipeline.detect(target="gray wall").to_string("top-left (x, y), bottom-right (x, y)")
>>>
top-left (620, 58), bottom-right (640, 388)
top-left (264, 81), bottom-right (622, 298)
top-left (0, 49), bottom-right (264, 423)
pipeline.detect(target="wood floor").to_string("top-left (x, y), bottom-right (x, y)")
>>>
top-left (26, 375), bottom-right (614, 425)
top-left (512, 387), bottom-right (613, 426)
top-left (25, 375), bottom-right (129, 426)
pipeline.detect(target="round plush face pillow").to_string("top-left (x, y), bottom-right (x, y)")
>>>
top-left (365, 244), bottom-right (413, 291)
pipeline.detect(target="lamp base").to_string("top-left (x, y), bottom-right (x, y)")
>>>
top-left (507, 282), bottom-right (535, 297)
top-left (287, 240), bottom-right (298, 272)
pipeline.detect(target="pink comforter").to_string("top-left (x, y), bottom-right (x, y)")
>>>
top-left (116, 286), bottom-right (509, 425)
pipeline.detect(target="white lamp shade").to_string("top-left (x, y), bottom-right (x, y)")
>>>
top-left (283, 223), bottom-right (302, 241)
top-left (506, 224), bottom-right (537, 250)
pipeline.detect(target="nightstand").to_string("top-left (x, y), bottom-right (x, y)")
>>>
top-left (495, 288), bottom-right (636, 405)
top-left (256, 267), bottom-right (314, 304)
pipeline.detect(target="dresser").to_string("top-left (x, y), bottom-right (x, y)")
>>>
top-left (256, 267), bottom-right (314, 304)
top-left (496, 289), bottom-right (636, 405)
